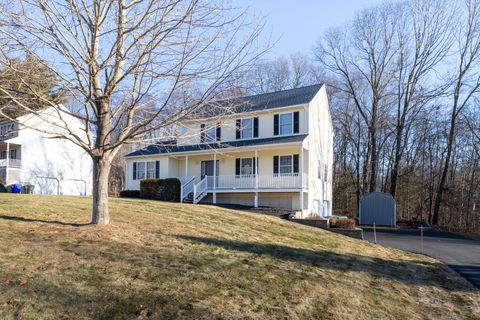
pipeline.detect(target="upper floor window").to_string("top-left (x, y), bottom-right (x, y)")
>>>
top-left (133, 161), bottom-right (159, 180)
top-left (236, 117), bottom-right (258, 140)
top-left (200, 124), bottom-right (220, 143)
top-left (279, 113), bottom-right (293, 135)
top-left (241, 118), bottom-right (253, 139)
top-left (274, 111), bottom-right (300, 136)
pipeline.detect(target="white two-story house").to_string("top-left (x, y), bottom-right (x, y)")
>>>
top-left (0, 107), bottom-right (92, 196)
top-left (124, 84), bottom-right (333, 217)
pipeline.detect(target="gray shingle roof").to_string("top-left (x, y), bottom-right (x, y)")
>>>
top-left (125, 134), bottom-right (308, 157)
top-left (194, 84), bottom-right (323, 118)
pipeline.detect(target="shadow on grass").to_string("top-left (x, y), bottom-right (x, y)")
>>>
top-left (0, 215), bottom-right (90, 227)
top-left (178, 235), bottom-right (477, 292)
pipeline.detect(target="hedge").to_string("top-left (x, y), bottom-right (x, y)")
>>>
top-left (139, 178), bottom-right (181, 202)
top-left (119, 190), bottom-right (141, 198)
top-left (329, 218), bottom-right (356, 230)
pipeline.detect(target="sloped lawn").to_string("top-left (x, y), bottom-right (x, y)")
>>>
top-left (0, 194), bottom-right (478, 319)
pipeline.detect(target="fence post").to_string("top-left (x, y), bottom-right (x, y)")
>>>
top-left (373, 222), bottom-right (377, 244)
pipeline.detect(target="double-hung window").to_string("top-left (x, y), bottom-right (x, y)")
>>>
top-left (235, 157), bottom-right (257, 176)
top-left (133, 161), bottom-right (159, 180)
top-left (274, 111), bottom-right (299, 136)
top-left (236, 117), bottom-right (258, 139)
top-left (136, 162), bottom-right (146, 180)
top-left (200, 123), bottom-right (219, 143)
top-left (279, 113), bottom-right (293, 135)
top-left (273, 154), bottom-right (299, 176)
top-left (241, 158), bottom-right (253, 175)
top-left (241, 118), bottom-right (253, 139)
top-left (279, 155), bottom-right (293, 174)
top-left (205, 125), bottom-right (216, 143)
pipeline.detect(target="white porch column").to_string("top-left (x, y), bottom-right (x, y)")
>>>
top-left (299, 146), bottom-right (304, 211)
top-left (254, 192), bottom-right (258, 208)
top-left (254, 149), bottom-right (258, 189)
top-left (185, 155), bottom-right (189, 177)
top-left (5, 142), bottom-right (9, 182)
top-left (213, 153), bottom-right (217, 204)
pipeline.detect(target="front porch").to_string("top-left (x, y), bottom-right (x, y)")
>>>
top-left (176, 145), bottom-right (308, 210)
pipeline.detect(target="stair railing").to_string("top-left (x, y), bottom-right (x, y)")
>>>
top-left (193, 176), bottom-right (208, 204)
top-left (180, 176), bottom-right (196, 203)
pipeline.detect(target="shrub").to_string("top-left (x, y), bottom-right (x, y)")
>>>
top-left (140, 179), bottom-right (160, 199)
top-left (329, 218), bottom-right (337, 228)
top-left (330, 218), bottom-right (356, 230)
top-left (119, 190), bottom-right (141, 198)
top-left (0, 184), bottom-right (6, 193)
top-left (139, 178), bottom-right (181, 202)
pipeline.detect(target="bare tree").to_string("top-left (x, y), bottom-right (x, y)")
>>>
top-left (432, 0), bottom-right (480, 225)
top-left (315, 2), bottom-right (399, 192)
top-left (0, 0), bottom-right (265, 224)
top-left (389, 0), bottom-right (453, 198)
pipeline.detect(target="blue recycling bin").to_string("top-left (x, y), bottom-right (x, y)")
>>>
top-left (11, 183), bottom-right (22, 194)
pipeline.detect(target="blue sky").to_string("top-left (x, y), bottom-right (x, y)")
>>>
top-left (235, 0), bottom-right (384, 58)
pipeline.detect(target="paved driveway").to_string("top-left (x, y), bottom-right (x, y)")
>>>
top-left (362, 228), bottom-right (480, 289)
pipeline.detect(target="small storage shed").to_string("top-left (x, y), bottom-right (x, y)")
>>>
top-left (359, 192), bottom-right (396, 226)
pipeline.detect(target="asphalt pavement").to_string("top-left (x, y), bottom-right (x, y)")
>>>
top-left (362, 228), bottom-right (480, 289)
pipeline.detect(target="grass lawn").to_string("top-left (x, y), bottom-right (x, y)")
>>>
top-left (0, 194), bottom-right (478, 320)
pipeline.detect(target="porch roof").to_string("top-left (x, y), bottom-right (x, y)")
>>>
top-left (125, 134), bottom-right (308, 158)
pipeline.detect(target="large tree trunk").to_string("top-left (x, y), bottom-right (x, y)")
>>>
top-left (368, 125), bottom-right (378, 193)
top-left (432, 112), bottom-right (457, 225)
top-left (92, 155), bottom-right (112, 225)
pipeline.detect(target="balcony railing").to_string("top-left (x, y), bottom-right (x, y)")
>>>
top-left (205, 173), bottom-right (308, 190)
top-left (0, 158), bottom-right (21, 168)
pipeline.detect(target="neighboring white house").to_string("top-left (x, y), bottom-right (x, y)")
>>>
top-left (124, 84), bottom-right (334, 217)
top-left (0, 107), bottom-right (93, 196)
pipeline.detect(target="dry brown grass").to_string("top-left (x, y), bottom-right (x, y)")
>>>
top-left (0, 194), bottom-right (478, 320)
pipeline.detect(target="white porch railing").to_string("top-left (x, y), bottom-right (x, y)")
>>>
top-left (206, 173), bottom-right (308, 190)
top-left (0, 158), bottom-right (21, 168)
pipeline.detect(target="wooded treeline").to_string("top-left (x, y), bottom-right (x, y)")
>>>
top-left (231, 0), bottom-right (480, 232)
top-left (316, 0), bottom-right (480, 232)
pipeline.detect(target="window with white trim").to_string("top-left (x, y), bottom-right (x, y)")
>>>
top-left (241, 118), bottom-right (253, 139)
top-left (240, 158), bottom-right (253, 175)
top-left (204, 124), bottom-right (216, 143)
top-left (136, 162), bottom-right (146, 180)
top-left (279, 155), bottom-right (293, 174)
top-left (134, 161), bottom-right (157, 180)
top-left (279, 113), bottom-right (293, 135)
